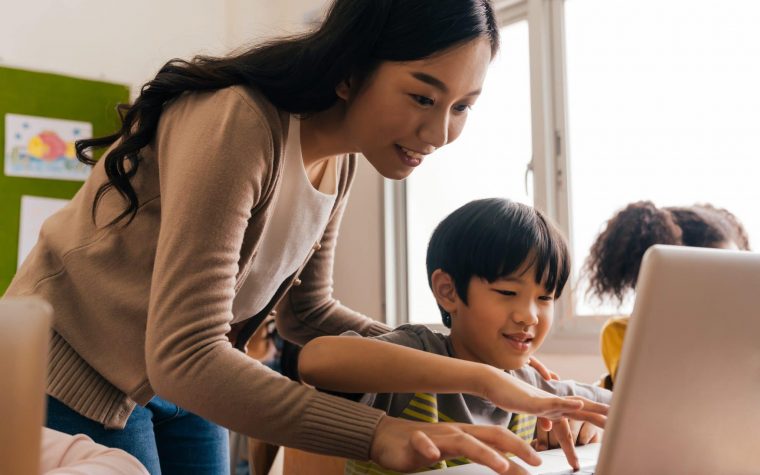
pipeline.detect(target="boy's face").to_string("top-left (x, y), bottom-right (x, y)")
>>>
top-left (444, 266), bottom-right (555, 370)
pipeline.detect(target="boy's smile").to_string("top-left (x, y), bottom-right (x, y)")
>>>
top-left (502, 331), bottom-right (535, 353)
top-left (436, 265), bottom-right (555, 371)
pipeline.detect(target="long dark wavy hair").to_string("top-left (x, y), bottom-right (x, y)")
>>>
top-left (76, 0), bottom-right (499, 226)
top-left (584, 200), bottom-right (751, 304)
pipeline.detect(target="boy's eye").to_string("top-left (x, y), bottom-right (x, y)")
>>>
top-left (493, 289), bottom-right (517, 296)
top-left (410, 94), bottom-right (435, 107)
top-left (538, 295), bottom-right (555, 302)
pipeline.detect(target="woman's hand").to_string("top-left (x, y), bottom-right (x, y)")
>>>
top-left (369, 415), bottom-right (540, 474)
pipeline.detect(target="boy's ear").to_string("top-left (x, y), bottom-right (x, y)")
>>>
top-left (431, 269), bottom-right (459, 315)
top-left (335, 77), bottom-right (353, 101)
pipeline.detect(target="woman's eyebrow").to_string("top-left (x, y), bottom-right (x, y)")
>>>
top-left (410, 72), bottom-right (481, 97)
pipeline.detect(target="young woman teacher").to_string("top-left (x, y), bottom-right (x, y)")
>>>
top-left (5, 1), bottom-right (603, 473)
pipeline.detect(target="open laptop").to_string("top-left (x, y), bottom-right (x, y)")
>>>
top-left (419, 245), bottom-right (760, 474)
top-left (0, 297), bottom-right (52, 475)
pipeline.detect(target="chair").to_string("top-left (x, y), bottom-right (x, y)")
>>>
top-left (0, 297), bottom-right (52, 475)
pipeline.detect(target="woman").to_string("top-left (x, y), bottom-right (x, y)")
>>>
top-left (6, 1), bottom-right (600, 473)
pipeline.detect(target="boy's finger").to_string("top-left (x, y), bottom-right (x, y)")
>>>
top-left (527, 356), bottom-right (555, 381)
top-left (553, 418), bottom-right (580, 471)
top-left (537, 417), bottom-right (552, 432)
top-left (534, 427), bottom-right (550, 451)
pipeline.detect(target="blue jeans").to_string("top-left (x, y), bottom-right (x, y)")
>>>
top-left (46, 395), bottom-right (229, 475)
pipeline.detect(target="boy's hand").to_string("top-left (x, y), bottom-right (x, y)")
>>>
top-left (535, 420), bottom-right (603, 451)
top-left (528, 356), bottom-right (560, 381)
top-left (480, 369), bottom-right (608, 471)
top-left (525, 363), bottom-right (605, 470)
top-left (370, 415), bottom-right (539, 474)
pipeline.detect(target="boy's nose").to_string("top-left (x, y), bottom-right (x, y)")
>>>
top-left (512, 304), bottom-right (539, 326)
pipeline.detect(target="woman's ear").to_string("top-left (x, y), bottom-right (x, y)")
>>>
top-left (431, 269), bottom-right (459, 316)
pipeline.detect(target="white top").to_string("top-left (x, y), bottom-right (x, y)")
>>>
top-left (232, 116), bottom-right (338, 322)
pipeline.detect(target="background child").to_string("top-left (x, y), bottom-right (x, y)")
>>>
top-left (41, 427), bottom-right (149, 474)
top-left (584, 201), bottom-right (751, 388)
top-left (299, 198), bottom-right (611, 473)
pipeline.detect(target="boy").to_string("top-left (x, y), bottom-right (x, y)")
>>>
top-left (299, 198), bottom-right (611, 473)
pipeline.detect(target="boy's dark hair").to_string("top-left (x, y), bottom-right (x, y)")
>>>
top-left (426, 198), bottom-right (571, 327)
top-left (584, 201), bottom-right (751, 304)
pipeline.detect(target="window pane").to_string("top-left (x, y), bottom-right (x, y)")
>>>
top-left (565, 0), bottom-right (760, 316)
top-left (406, 22), bottom-right (533, 324)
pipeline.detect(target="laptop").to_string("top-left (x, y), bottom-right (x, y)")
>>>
top-left (419, 246), bottom-right (760, 474)
top-left (0, 297), bottom-right (52, 475)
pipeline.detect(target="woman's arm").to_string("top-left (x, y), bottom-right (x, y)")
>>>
top-left (143, 87), bottom-right (387, 460)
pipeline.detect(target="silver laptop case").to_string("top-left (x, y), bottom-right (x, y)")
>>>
top-left (597, 245), bottom-right (760, 474)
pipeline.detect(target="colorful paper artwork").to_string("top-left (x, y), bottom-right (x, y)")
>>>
top-left (4, 113), bottom-right (93, 181)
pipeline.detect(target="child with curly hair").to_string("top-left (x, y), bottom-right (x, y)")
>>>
top-left (583, 201), bottom-right (750, 388)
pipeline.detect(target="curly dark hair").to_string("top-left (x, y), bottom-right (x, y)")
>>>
top-left (584, 200), bottom-right (750, 304)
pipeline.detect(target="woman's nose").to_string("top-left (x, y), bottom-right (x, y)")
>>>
top-left (418, 111), bottom-right (450, 148)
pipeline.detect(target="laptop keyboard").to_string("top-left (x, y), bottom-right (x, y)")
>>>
top-left (543, 465), bottom-right (596, 474)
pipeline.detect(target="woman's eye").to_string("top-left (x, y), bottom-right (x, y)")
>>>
top-left (411, 95), bottom-right (435, 106)
top-left (453, 104), bottom-right (472, 113)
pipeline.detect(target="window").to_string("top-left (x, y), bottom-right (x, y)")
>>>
top-left (564, 0), bottom-right (760, 317)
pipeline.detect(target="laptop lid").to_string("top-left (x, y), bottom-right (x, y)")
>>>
top-left (0, 297), bottom-right (52, 475)
top-left (596, 245), bottom-right (760, 474)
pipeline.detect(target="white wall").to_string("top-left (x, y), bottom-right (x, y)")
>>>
top-left (0, 0), bottom-right (316, 96)
top-left (0, 1), bottom-right (221, 94)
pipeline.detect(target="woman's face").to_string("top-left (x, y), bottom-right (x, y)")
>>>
top-left (337, 37), bottom-right (493, 180)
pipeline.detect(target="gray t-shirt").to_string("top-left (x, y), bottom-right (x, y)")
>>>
top-left (342, 324), bottom-right (612, 427)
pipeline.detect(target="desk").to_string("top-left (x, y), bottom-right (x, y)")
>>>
top-left (416, 443), bottom-right (601, 475)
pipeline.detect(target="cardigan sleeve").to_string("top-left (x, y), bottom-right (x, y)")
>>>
top-left (144, 87), bottom-right (385, 459)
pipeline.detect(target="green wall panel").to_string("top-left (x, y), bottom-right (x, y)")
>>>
top-left (0, 66), bottom-right (129, 293)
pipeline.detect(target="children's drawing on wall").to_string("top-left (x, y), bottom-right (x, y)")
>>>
top-left (4, 113), bottom-right (92, 181)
